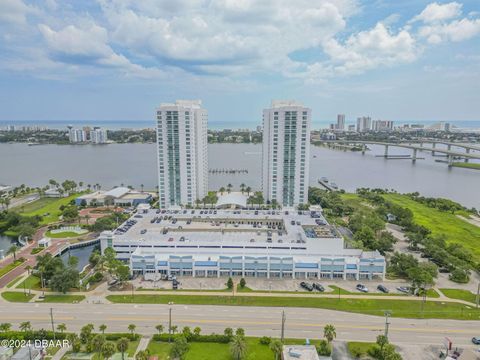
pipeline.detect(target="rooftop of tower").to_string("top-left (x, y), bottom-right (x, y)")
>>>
top-left (270, 100), bottom-right (305, 108)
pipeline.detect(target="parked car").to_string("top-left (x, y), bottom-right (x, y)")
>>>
top-left (377, 284), bottom-right (389, 293)
top-left (140, 229), bottom-right (147, 234)
top-left (396, 286), bottom-right (410, 294)
top-left (172, 280), bottom-right (178, 290)
top-left (472, 337), bottom-right (480, 345)
top-left (356, 284), bottom-right (368, 293)
top-left (313, 283), bottom-right (325, 292)
top-left (300, 282), bottom-right (313, 291)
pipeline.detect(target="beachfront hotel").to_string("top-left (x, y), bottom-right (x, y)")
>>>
top-left (262, 100), bottom-right (311, 207)
top-left (156, 100), bottom-right (208, 208)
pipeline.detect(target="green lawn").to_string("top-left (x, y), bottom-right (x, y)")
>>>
top-left (1, 291), bottom-right (34, 302)
top-left (127, 339), bottom-right (140, 356)
top-left (17, 193), bottom-right (82, 224)
top-left (347, 341), bottom-right (375, 358)
top-left (452, 162), bottom-right (480, 170)
top-left (441, 288), bottom-right (478, 304)
top-left (383, 193), bottom-right (480, 262)
top-left (0, 259), bottom-right (25, 278)
top-left (31, 247), bottom-right (44, 255)
top-left (16, 275), bottom-right (41, 290)
top-left (45, 231), bottom-right (87, 239)
top-left (37, 294), bottom-right (85, 303)
top-left (6, 274), bottom-right (24, 288)
top-left (106, 294), bottom-right (480, 320)
top-left (147, 337), bottom-right (315, 360)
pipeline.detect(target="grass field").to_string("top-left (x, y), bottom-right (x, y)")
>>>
top-left (452, 162), bottom-right (480, 170)
top-left (383, 193), bottom-right (480, 262)
top-left (17, 275), bottom-right (41, 290)
top-left (347, 341), bottom-right (375, 358)
top-left (6, 274), bottom-right (24, 288)
top-left (0, 259), bottom-right (25, 278)
top-left (106, 294), bottom-right (480, 320)
top-left (147, 337), bottom-right (318, 360)
top-left (37, 294), bottom-right (85, 303)
top-left (17, 193), bottom-right (81, 224)
top-left (1, 291), bottom-right (34, 302)
top-left (45, 231), bottom-right (87, 238)
top-left (441, 288), bottom-right (478, 304)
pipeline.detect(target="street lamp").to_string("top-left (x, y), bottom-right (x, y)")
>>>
top-left (168, 302), bottom-right (174, 343)
top-left (384, 311), bottom-right (391, 340)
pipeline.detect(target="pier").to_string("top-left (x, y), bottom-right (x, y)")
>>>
top-left (209, 168), bottom-right (249, 174)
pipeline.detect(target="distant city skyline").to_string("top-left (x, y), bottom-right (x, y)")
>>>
top-left (0, 1), bottom-right (479, 122)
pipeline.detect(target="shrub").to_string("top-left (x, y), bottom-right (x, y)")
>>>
top-left (259, 336), bottom-right (271, 345)
top-left (316, 340), bottom-right (331, 356)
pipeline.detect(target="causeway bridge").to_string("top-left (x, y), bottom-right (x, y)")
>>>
top-left (317, 140), bottom-right (480, 165)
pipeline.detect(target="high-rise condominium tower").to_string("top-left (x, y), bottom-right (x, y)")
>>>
top-left (156, 100), bottom-right (208, 208)
top-left (337, 114), bottom-right (345, 131)
top-left (262, 100), bottom-right (311, 207)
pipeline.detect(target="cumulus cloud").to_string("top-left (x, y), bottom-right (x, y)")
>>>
top-left (317, 23), bottom-right (417, 76)
top-left (37, 23), bottom-right (165, 77)
top-left (0, 0), bottom-right (37, 25)
top-left (412, 2), bottom-right (462, 23)
top-left (412, 1), bottom-right (480, 44)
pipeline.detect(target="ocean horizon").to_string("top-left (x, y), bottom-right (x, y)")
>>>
top-left (2, 119), bottom-right (480, 130)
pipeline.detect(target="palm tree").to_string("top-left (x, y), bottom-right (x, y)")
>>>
top-left (135, 350), bottom-right (150, 360)
top-left (57, 323), bottom-right (67, 333)
top-left (155, 324), bottom-right (164, 335)
top-left (230, 336), bottom-right (247, 360)
top-left (140, 184), bottom-right (144, 193)
top-left (101, 342), bottom-right (116, 360)
top-left (245, 186), bottom-right (251, 196)
top-left (99, 324), bottom-right (107, 334)
top-left (116, 337), bottom-right (129, 360)
top-left (323, 324), bottom-right (336, 343)
top-left (128, 324), bottom-right (136, 335)
top-left (25, 265), bottom-right (32, 275)
top-left (92, 334), bottom-right (106, 358)
top-left (0, 323), bottom-right (12, 332)
top-left (170, 325), bottom-right (178, 335)
top-left (269, 339), bottom-right (283, 360)
top-left (240, 183), bottom-right (246, 194)
top-left (219, 187), bottom-right (226, 195)
top-left (85, 214), bottom-right (91, 225)
top-left (227, 183), bottom-right (233, 193)
top-left (20, 321), bottom-right (32, 332)
top-left (7, 245), bottom-right (18, 261)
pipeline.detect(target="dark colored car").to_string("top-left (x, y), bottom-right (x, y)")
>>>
top-left (313, 283), bottom-right (325, 292)
top-left (377, 284), bottom-right (389, 293)
top-left (472, 337), bottom-right (480, 344)
top-left (300, 282), bottom-right (313, 291)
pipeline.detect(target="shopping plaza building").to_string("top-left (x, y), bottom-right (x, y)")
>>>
top-left (100, 204), bottom-right (386, 280)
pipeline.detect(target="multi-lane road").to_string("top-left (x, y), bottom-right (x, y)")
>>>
top-left (0, 302), bottom-right (478, 349)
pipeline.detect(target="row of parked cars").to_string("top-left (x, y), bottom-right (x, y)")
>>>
top-left (114, 219), bottom-right (137, 235)
top-left (300, 282), bottom-right (325, 292)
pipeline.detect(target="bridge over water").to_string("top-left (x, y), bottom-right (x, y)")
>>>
top-left (318, 140), bottom-right (480, 165)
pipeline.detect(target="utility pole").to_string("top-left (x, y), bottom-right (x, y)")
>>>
top-left (384, 311), bottom-right (391, 340)
top-left (280, 310), bottom-right (286, 342)
top-left (50, 308), bottom-right (56, 341)
top-left (168, 302), bottom-right (173, 343)
top-left (476, 282), bottom-right (479, 309)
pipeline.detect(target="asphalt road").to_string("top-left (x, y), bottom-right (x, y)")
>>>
top-left (0, 302), bottom-right (478, 349)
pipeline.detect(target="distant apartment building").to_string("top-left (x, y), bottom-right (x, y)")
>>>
top-left (356, 116), bottom-right (372, 132)
top-left (90, 127), bottom-right (108, 144)
top-left (68, 127), bottom-right (87, 143)
top-left (347, 124), bottom-right (356, 132)
top-left (262, 100), bottom-right (311, 207)
top-left (372, 120), bottom-right (394, 131)
top-left (156, 100), bottom-right (208, 208)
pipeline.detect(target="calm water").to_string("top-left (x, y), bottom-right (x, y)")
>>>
top-left (60, 244), bottom-right (98, 271)
top-left (0, 143), bottom-right (479, 208)
top-left (0, 234), bottom-right (17, 257)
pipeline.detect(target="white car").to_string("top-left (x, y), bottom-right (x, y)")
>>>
top-left (356, 284), bottom-right (369, 293)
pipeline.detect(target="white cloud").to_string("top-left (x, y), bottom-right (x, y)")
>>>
top-left (419, 18), bottom-right (480, 44)
top-left (0, 0), bottom-right (36, 25)
top-left (412, 2), bottom-right (462, 23)
top-left (315, 23), bottom-right (417, 76)
top-left (37, 23), bottom-right (166, 78)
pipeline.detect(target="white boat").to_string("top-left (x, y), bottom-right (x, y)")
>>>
top-left (320, 177), bottom-right (328, 182)
top-left (331, 182), bottom-right (338, 189)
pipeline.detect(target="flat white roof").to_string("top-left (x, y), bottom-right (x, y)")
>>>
top-left (104, 187), bottom-right (130, 198)
top-left (216, 192), bottom-right (247, 208)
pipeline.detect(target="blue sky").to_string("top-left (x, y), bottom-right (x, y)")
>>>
top-left (0, 0), bottom-right (479, 123)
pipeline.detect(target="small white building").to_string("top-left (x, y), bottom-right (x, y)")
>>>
top-left (44, 188), bottom-right (65, 198)
top-left (282, 345), bottom-right (321, 360)
top-left (38, 237), bottom-right (51, 248)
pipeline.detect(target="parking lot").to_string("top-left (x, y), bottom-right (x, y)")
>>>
top-left (135, 275), bottom-right (412, 295)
